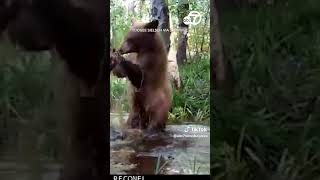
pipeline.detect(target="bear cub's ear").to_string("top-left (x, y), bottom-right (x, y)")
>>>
top-left (144, 20), bottom-right (159, 30)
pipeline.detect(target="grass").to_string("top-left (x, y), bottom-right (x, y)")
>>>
top-left (171, 57), bottom-right (210, 124)
top-left (110, 75), bottom-right (129, 112)
top-left (212, 0), bottom-right (320, 179)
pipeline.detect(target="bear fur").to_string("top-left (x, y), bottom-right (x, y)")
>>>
top-left (113, 20), bottom-right (172, 131)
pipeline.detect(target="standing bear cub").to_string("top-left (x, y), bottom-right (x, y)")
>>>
top-left (112, 20), bottom-right (172, 131)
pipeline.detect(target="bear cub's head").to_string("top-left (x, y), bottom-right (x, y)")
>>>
top-left (119, 19), bottom-right (159, 54)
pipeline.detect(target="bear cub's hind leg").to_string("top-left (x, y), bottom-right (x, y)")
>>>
top-left (147, 99), bottom-right (170, 132)
top-left (127, 111), bottom-right (141, 129)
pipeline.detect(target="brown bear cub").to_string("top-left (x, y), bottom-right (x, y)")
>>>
top-left (112, 20), bottom-right (172, 131)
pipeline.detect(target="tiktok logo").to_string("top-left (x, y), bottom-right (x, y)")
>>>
top-left (184, 125), bottom-right (191, 133)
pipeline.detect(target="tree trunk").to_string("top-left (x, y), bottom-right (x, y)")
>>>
top-left (194, 28), bottom-right (199, 56)
top-left (125, 0), bottom-right (136, 18)
top-left (167, 47), bottom-right (183, 90)
top-left (150, 0), bottom-right (182, 90)
top-left (200, 10), bottom-right (209, 52)
top-left (139, 0), bottom-right (144, 19)
top-left (187, 42), bottom-right (191, 61)
top-left (150, 0), bottom-right (171, 53)
top-left (212, 0), bottom-right (235, 96)
top-left (176, 1), bottom-right (189, 65)
top-left (54, 0), bottom-right (107, 179)
top-left (55, 55), bottom-right (108, 180)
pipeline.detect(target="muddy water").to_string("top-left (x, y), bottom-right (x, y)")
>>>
top-left (110, 113), bottom-right (210, 175)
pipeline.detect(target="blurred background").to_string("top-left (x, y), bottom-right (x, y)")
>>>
top-left (0, 36), bottom-right (60, 179)
top-left (213, 0), bottom-right (320, 179)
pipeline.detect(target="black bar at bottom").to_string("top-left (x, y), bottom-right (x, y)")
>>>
top-left (110, 175), bottom-right (211, 180)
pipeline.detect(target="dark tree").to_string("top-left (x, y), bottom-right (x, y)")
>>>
top-left (1, 0), bottom-right (106, 88)
top-left (176, 1), bottom-right (189, 65)
top-left (150, 0), bottom-right (183, 90)
top-left (212, 0), bottom-right (235, 96)
top-left (150, 0), bottom-right (171, 53)
top-left (0, 1), bottom-right (108, 179)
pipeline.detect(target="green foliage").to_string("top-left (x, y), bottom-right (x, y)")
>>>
top-left (213, 0), bottom-right (320, 179)
top-left (110, 75), bottom-right (129, 112)
top-left (170, 57), bottom-right (210, 124)
top-left (110, 0), bottom-right (210, 55)
top-left (110, 0), bottom-right (150, 48)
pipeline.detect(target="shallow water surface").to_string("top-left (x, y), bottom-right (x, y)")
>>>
top-left (110, 113), bottom-right (210, 175)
